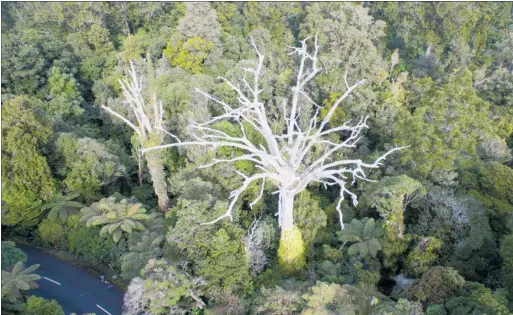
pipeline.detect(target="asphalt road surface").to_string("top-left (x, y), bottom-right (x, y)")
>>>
top-left (19, 245), bottom-right (125, 315)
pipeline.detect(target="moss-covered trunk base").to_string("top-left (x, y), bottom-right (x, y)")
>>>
top-left (278, 225), bottom-right (306, 275)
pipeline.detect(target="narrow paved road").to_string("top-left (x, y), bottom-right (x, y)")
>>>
top-left (19, 245), bottom-right (125, 315)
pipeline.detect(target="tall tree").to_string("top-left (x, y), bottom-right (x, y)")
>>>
top-left (143, 37), bottom-right (405, 272)
top-left (101, 60), bottom-right (170, 213)
top-left (51, 133), bottom-right (127, 201)
top-left (1, 96), bottom-right (56, 226)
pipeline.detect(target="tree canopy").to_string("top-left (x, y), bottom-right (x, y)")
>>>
top-left (2, 2), bottom-right (512, 314)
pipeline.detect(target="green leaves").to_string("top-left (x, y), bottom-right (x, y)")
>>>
top-left (53, 133), bottom-right (127, 200)
top-left (363, 218), bottom-right (376, 237)
top-left (368, 239), bottom-right (383, 258)
top-left (120, 231), bottom-right (164, 280)
top-left (1, 242), bottom-right (27, 272)
top-left (42, 192), bottom-right (84, 222)
top-left (1, 96), bottom-right (56, 226)
top-left (113, 229), bottom-right (123, 243)
top-left (137, 259), bottom-right (202, 313)
top-left (338, 218), bottom-right (385, 259)
top-left (1, 262), bottom-right (41, 303)
top-left (340, 234), bottom-right (361, 242)
top-left (79, 196), bottom-right (150, 243)
top-left (22, 296), bottom-right (65, 315)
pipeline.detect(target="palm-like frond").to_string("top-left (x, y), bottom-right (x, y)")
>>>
top-left (1, 241), bottom-right (16, 248)
top-left (338, 218), bottom-right (384, 259)
top-left (43, 192), bottom-right (84, 221)
top-left (144, 212), bottom-right (166, 232)
top-left (79, 196), bottom-right (151, 243)
top-left (1, 262), bottom-right (41, 303)
top-left (120, 231), bottom-right (164, 280)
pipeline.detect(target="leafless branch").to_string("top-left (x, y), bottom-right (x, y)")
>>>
top-left (141, 37), bottom-right (406, 229)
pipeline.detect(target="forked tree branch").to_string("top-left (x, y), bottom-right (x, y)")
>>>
top-left (141, 37), bottom-right (406, 229)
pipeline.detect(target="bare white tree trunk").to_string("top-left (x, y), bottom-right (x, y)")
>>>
top-left (146, 150), bottom-right (169, 213)
top-left (138, 35), bottom-right (408, 271)
top-left (141, 35), bottom-right (407, 234)
top-left (280, 191), bottom-right (295, 231)
top-left (101, 60), bottom-right (170, 213)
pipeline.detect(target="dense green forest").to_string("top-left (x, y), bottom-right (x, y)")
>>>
top-left (2, 2), bottom-right (513, 314)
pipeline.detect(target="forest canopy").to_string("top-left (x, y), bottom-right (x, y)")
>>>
top-left (1, 2), bottom-right (513, 314)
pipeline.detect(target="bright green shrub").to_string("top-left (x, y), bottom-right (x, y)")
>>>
top-left (22, 296), bottom-right (64, 315)
top-left (163, 36), bottom-right (214, 74)
top-left (38, 219), bottom-right (67, 248)
top-left (405, 236), bottom-right (442, 277)
top-left (67, 224), bottom-right (126, 266)
top-left (373, 298), bottom-right (423, 315)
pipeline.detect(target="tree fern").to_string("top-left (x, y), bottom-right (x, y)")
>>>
top-left (1, 261), bottom-right (41, 303)
top-left (338, 218), bottom-right (385, 259)
top-left (80, 196), bottom-right (150, 243)
top-left (144, 211), bottom-right (166, 233)
top-left (42, 192), bottom-right (84, 222)
top-left (120, 231), bottom-right (164, 280)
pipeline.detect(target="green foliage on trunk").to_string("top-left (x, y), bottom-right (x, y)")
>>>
top-left (278, 225), bottom-right (306, 275)
top-left (294, 190), bottom-right (328, 253)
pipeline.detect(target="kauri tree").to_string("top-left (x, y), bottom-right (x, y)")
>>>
top-left (143, 37), bottom-right (405, 272)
